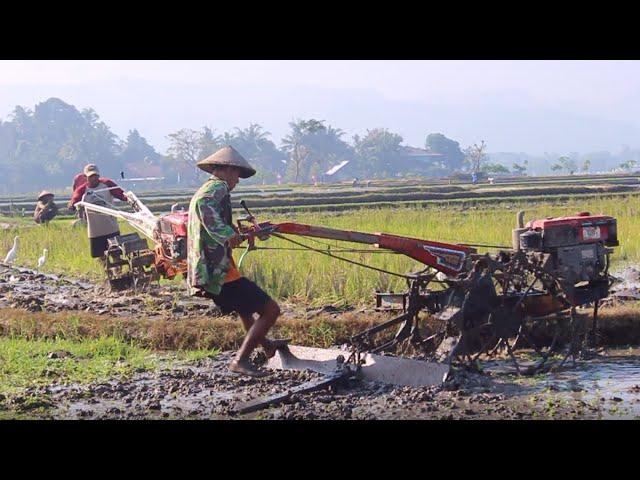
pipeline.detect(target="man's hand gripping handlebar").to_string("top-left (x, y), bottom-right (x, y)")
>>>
top-left (235, 200), bottom-right (277, 249)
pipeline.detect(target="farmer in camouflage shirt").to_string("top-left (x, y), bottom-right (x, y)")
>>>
top-left (188, 146), bottom-right (287, 377)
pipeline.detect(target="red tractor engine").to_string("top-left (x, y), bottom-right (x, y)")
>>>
top-left (516, 212), bottom-right (617, 282)
top-left (154, 210), bottom-right (189, 279)
top-left (508, 211), bottom-right (617, 310)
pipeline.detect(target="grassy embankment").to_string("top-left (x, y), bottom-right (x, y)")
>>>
top-left (2, 300), bottom-right (640, 409)
top-left (2, 193), bottom-right (640, 305)
top-left (0, 335), bottom-right (218, 417)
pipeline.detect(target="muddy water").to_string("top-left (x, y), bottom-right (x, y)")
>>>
top-left (537, 349), bottom-right (640, 419)
top-left (32, 352), bottom-right (339, 420)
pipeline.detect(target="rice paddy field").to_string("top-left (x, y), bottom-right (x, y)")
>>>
top-left (3, 178), bottom-right (640, 420)
top-left (2, 190), bottom-right (639, 307)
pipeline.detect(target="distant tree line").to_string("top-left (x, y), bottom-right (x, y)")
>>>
top-left (1, 97), bottom-right (640, 194)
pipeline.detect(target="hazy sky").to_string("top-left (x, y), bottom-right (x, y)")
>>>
top-left (1, 60), bottom-right (639, 155)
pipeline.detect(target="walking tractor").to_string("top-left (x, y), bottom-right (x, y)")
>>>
top-left (79, 193), bottom-right (619, 398)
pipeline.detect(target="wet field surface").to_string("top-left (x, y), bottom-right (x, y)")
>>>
top-left (3, 348), bottom-right (636, 420)
top-left (0, 264), bottom-right (219, 317)
top-left (2, 263), bottom-right (640, 419)
top-left (526, 349), bottom-right (640, 419)
top-left (3, 263), bottom-right (640, 319)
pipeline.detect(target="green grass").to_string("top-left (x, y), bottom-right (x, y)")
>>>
top-left (0, 218), bottom-right (139, 279)
top-left (0, 335), bottom-right (219, 398)
top-left (0, 336), bottom-right (155, 397)
top-left (2, 194), bottom-right (639, 305)
top-left (0, 335), bottom-right (219, 417)
top-left (240, 194), bottom-right (640, 305)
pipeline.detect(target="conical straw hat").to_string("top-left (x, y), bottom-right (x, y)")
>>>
top-left (38, 190), bottom-right (54, 200)
top-left (196, 146), bottom-right (256, 178)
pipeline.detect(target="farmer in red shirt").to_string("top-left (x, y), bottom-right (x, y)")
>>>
top-left (69, 164), bottom-right (128, 259)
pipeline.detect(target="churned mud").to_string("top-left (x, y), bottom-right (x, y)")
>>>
top-left (0, 264), bottom-right (219, 317)
top-left (4, 348), bottom-right (640, 420)
top-left (2, 263), bottom-right (640, 420)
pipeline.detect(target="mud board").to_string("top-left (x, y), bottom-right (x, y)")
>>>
top-left (267, 345), bottom-right (449, 387)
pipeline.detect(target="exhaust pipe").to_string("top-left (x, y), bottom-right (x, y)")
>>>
top-left (512, 210), bottom-right (527, 250)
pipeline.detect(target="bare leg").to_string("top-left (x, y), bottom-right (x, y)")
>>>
top-left (238, 312), bottom-right (255, 333)
top-left (238, 312), bottom-right (289, 359)
top-left (229, 299), bottom-right (281, 376)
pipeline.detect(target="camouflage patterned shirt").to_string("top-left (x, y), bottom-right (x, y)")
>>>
top-left (187, 177), bottom-right (236, 296)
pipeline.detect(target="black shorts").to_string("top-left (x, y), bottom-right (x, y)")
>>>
top-left (90, 231), bottom-right (120, 258)
top-left (205, 277), bottom-right (271, 317)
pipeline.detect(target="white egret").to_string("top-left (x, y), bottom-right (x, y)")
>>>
top-left (3, 236), bottom-right (19, 264)
top-left (37, 248), bottom-right (48, 270)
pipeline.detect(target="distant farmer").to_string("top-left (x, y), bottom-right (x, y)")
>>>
top-left (33, 191), bottom-right (59, 225)
top-left (69, 164), bottom-right (128, 259)
top-left (187, 146), bottom-right (285, 377)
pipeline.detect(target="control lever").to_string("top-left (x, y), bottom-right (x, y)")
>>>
top-left (240, 200), bottom-right (260, 229)
top-left (240, 200), bottom-right (253, 219)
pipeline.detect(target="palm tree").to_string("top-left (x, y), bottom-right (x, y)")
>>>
top-left (281, 120), bottom-right (317, 182)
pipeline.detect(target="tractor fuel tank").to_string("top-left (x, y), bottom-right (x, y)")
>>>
top-left (523, 212), bottom-right (618, 250)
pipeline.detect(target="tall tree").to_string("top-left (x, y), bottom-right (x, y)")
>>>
top-left (0, 98), bottom-right (122, 192)
top-left (221, 123), bottom-right (286, 181)
top-left (198, 126), bottom-right (222, 160)
top-left (166, 128), bottom-right (202, 183)
top-left (464, 141), bottom-right (488, 174)
top-left (281, 119), bottom-right (352, 182)
top-left (512, 159), bottom-right (528, 175)
top-left (119, 129), bottom-right (163, 168)
top-left (551, 156), bottom-right (578, 174)
top-left (425, 133), bottom-right (465, 171)
top-left (618, 160), bottom-right (638, 172)
top-left (353, 128), bottom-right (404, 178)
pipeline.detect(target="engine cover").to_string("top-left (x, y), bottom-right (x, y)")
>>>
top-left (516, 212), bottom-right (617, 284)
top-left (525, 212), bottom-right (618, 249)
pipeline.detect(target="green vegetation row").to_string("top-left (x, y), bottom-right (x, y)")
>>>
top-left (0, 308), bottom-right (383, 404)
top-left (2, 173), bottom-right (639, 205)
top-left (135, 184), bottom-right (637, 214)
top-left (7, 182), bottom-right (624, 215)
top-left (2, 194), bottom-right (639, 306)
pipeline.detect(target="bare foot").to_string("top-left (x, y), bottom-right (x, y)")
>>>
top-left (229, 359), bottom-right (269, 378)
top-left (262, 338), bottom-right (292, 359)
